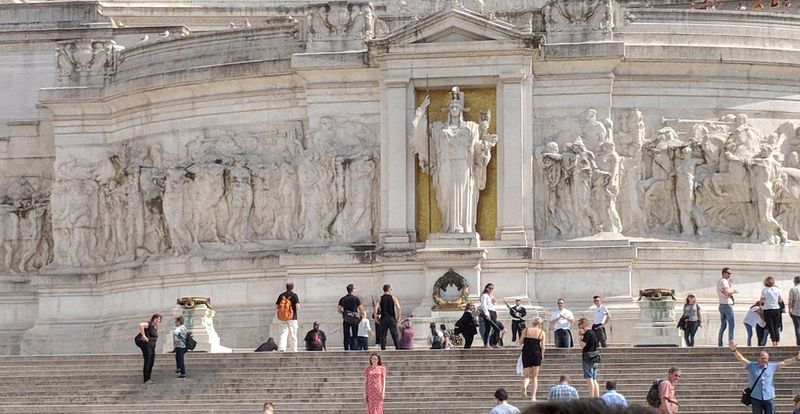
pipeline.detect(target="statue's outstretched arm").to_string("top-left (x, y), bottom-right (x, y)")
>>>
top-left (410, 95), bottom-right (431, 172)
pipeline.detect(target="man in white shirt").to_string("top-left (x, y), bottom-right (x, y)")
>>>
top-left (549, 298), bottom-right (575, 348)
top-left (717, 267), bottom-right (738, 347)
top-left (489, 388), bottom-right (520, 414)
top-left (789, 276), bottom-right (800, 346)
top-left (592, 295), bottom-right (611, 348)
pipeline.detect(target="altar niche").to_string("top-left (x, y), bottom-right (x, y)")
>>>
top-left (414, 86), bottom-right (498, 242)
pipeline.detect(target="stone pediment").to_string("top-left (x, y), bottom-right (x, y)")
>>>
top-left (370, 7), bottom-right (536, 48)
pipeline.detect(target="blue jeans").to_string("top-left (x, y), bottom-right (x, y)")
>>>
top-left (751, 397), bottom-right (774, 414)
top-left (684, 320), bottom-right (699, 347)
top-left (718, 304), bottom-right (735, 346)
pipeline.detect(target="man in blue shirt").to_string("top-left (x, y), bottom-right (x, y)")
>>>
top-left (600, 380), bottom-right (628, 407)
top-left (548, 374), bottom-right (580, 401)
top-left (730, 342), bottom-right (800, 414)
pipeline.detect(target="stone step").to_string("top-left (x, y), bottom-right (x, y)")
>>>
top-left (0, 347), bottom-right (797, 414)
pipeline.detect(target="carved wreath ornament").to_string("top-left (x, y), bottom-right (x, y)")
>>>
top-left (177, 296), bottom-right (213, 309)
top-left (431, 269), bottom-right (470, 310)
top-left (637, 288), bottom-right (676, 302)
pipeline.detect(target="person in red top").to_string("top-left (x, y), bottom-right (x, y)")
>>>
top-left (659, 367), bottom-right (681, 413)
top-left (364, 353), bottom-right (387, 414)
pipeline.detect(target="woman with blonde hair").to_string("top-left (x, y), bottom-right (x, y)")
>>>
top-left (761, 276), bottom-right (783, 346)
top-left (520, 317), bottom-right (546, 401)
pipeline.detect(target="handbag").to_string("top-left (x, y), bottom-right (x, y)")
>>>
top-left (134, 333), bottom-right (144, 348)
top-left (741, 367), bottom-right (767, 406)
top-left (515, 354), bottom-right (524, 376)
top-left (583, 350), bottom-right (602, 363)
top-left (343, 310), bottom-right (362, 325)
top-left (185, 332), bottom-right (197, 351)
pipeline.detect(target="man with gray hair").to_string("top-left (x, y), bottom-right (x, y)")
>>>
top-left (789, 276), bottom-right (800, 346)
top-left (730, 342), bottom-right (800, 414)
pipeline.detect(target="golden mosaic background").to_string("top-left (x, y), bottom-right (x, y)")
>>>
top-left (414, 86), bottom-right (497, 242)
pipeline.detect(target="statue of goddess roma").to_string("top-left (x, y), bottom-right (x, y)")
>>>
top-left (410, 86), bottom-right (498, 234)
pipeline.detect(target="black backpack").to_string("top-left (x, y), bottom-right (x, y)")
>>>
top-left (646, 379), bottom-right (664, 407)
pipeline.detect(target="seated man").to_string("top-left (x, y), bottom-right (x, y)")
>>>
top-left (600, 380), bottom-right (628, 407)
top-left (304, 321), bottom-right (327, 351)
top-left (548, 374), bottom-right (580, 401)
top-left (398, 316), bottom-right (414, 350)
top-left (427, 322), bottom-right (447, 349)
top-left (255, 337), bottom-right (278, 352)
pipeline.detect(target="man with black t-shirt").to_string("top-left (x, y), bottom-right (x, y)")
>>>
top-left (337, 284), bottom-right (363, 351)
top-left (377, 284), bottom-right (402, 350)
top-left (275, 282), bottom-right (300, 352)
top-left (579, 317), bottom-right (600, 398)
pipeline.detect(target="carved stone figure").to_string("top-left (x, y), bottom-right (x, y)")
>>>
top-left (274, 163), bottom-right (301, 240)
top-left (595, 140), bottom-right (622, 233)
top-left (563, 138), bottom-right (600, 235)
top-left (410, 86), bottom-right (498, 234)
top-left (750, 144), bottom-right (788, 244)
top-left (538, 141), bottom-right (569, 236)
top-left (299, 146), bottom-right (337, 240)
top-left (673, 144), bottom-right (705, 236)
top-left (581, 108), bottom-right (608, 153)
top-left (333, 154), bottom-right (377, 241)
top-left (163, 168), bottom-right (195, 254)
top-left (223, 160), bottom-right (253, 244)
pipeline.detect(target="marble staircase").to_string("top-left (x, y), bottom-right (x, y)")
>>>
top-left (0, 347), bottom-right (798, 413)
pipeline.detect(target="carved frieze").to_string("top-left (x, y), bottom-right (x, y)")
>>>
top-left (45, 120), bottom-right (379, 269)
top-left (0, 176), bottom-right (53, 273)
top-left (543, 0), bottom-right (614, 43)
top-left (303, 1), bottom-right (388, 51)
top-left (536, 108), bottom-right (800, 245)
top-left (55, 39), bottom-right (124, 84)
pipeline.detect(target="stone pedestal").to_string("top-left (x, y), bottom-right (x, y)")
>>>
top-left (413, 236), bottom-right (487, 318)
top-left (631, 294), bottom-right (681, 347)
top-left (163, 303), bottom-right (231, 353)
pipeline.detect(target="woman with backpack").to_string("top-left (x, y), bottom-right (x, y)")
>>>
top-left (681, 294), bottom-right (702, 347)
top-left (135, 314), bottom-right (162, 383)
top-left (364, 353), bottom-right (387, 414)
top-left (173, 316), bottom-right (188, 378)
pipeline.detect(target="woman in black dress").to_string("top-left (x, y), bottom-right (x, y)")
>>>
top-left (136, 313), bottom-right (162, 383)
top-left (455, 303), bottom-right (479, 349)
top-left (521, 317), bottom-right (546, 401)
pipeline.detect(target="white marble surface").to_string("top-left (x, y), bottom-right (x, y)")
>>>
top-left (3, 1), bottom-right (800, 353)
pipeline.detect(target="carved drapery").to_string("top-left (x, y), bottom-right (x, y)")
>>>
top-left (47, 120), bottom-right (379, 268)
top-left (536, 109), bottom-right (800, 245)
top-left (0, 177), bottom-right (53, 273)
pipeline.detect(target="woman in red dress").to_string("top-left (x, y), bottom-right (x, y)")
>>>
top-left (364, 353), bottom-right (387, 414)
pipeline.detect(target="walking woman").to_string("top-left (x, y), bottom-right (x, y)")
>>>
top-left (682, 294), bottom-right (702, 347)
top-left (173, 316), bottom-right (188, 378)
top-left (455, 302), bottom-right (479, 349)
top-left (521, 317), bottom-right (546, 401)
top-left (364, 353), bottom-right (387, 414)
top-left (480, 283), bottom-right (502, 347)
top-left (136, 313), bottom-right (162, 383)
top-left (761, 276), bottom-right (783, 346)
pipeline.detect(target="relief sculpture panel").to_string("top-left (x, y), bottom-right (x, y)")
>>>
top-left (46, 119), bottom-right (379, 269)
top-left (0, 177), bottom-right (53, 273)
top-left (536, 108), bottom-right (800, 245)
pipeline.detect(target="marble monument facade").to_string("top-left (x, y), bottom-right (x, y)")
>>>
top-left (2, 0), bottom-right (800, 353)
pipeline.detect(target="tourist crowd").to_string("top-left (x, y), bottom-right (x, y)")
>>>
top-left (132, 267), bottom-right (800, 414)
